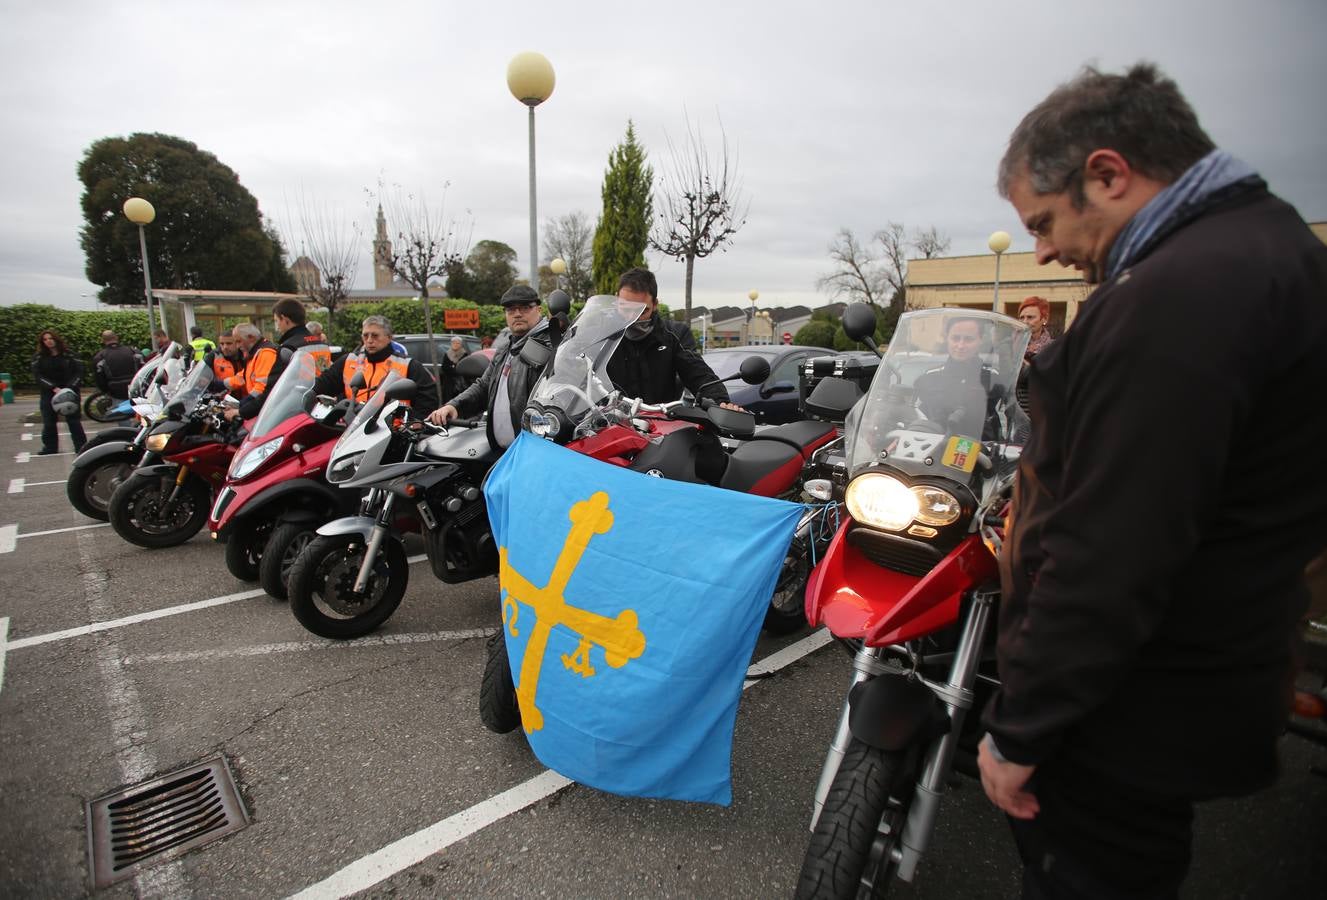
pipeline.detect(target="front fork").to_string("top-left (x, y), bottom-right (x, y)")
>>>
top-left (352, 490), bottom-right (396, 594)
top-left (162, 464), bottom-right (192, 510)
top-left (809, 588), bottom-right (998, 884)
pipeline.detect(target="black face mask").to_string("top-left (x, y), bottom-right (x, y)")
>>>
top-left (625, 317), bottom-right (654, 341)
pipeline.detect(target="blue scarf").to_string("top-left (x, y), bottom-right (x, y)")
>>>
top-left (1105, 149), bottom-right (1258, 281)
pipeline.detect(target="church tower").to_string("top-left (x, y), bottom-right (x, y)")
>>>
top-left (372, 204), bottom-right (394, 289)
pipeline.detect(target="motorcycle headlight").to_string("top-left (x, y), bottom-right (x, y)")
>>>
top-left (523, 406), bottom-right (560, 441)
top-left (327, 451), bottom-right (365, 484)
top-left (912, 486), bottom-right (962, 527)
top-left (845, 472), bottom-right (918, 532)
top-left (229, 436), bottom-right (283, 480)
top-left (145, 433), bottom-right (172, 452)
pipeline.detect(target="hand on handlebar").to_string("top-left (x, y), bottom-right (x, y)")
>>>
top-left (426, 404), bottom-right (459, 426)
top-left (718, 401), bottom-right (746, 412)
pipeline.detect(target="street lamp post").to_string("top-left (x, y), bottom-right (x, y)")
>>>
top-left (550, 256), bottom-right (566, 294)
top-left (745, 289), bottom-right (759, 344)
top-left (988, 230), bottom-right (1011, 313)
top-left (695, 312), bottom-right (709, 353)
top-left (507, 52), bottom-right (556, 291)
top-left (123, 197), bottom-right (159, 337)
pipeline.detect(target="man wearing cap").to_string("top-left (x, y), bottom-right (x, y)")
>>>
top-left (427, 285), bottom-right (552, 451)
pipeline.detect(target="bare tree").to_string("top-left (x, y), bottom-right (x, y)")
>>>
top-left (817, 223), bottom-right (951, 315)
top-left (369, 179), bottom-right (473, 407)
top-left (290, 190), bottom-right (360, 336)
top-left (815, 227), bottom-right (888, 306)
top-left (542, 210), bottom-right (595, 301)
top-left (650, 115), bottom-right (749, 324)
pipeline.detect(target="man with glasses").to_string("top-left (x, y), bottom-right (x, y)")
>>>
top-left (313, 314), bottom-right (437, 415)
top-left (427, 285), bottom-right (551, 451)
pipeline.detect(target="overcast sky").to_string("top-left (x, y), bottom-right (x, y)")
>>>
top-left (1, 0), bottom-right (1324, 314)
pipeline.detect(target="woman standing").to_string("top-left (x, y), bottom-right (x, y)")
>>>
top-left (32, 330), bottom-right (87, 455)
top-left (1015, 297), bottom-right (1055, 417)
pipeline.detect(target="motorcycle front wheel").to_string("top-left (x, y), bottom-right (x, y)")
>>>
top-left (287, 533), bottom-right (407, 639)
top-left (66, 451), bottom-right (139, 521)
top-left (107, 474), bottom-right (211, 549)
top-left (763, 547), bottom-right (811, 635)
top-left (223, 521), bottom-right (271, 582)
top-left (82, 392), bottom-right (117, 423)
top-left (795, 739), bottom-right (915, 900)
top-left (479, 629), bottom-right (521, 734)
top-left (259, 521), bottom-right (318, 600)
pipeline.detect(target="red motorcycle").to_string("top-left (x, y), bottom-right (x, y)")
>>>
top-left (107, 360), bottom-right (244, 549)
top-left (796, 303), bottom-right (1030, 898)
top-left (208, 348), bottom-right (357, 597)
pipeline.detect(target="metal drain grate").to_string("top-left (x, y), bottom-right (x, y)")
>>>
top-left (86, 755), bottom-right (249, 889)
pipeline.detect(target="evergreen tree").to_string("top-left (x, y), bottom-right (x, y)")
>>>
top-left (78, 133), bottom-right (292, 305)
top-left (592, 122), bottom-right (654, 295)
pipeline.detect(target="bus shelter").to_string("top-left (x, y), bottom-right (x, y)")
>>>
top-left (149, 289), bottom-right (312, 344)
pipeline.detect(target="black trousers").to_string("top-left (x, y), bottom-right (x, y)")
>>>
top-left (39, 391), bottom-right (87, 453)
top-left (1010, 757), bottom-right (1194, 900)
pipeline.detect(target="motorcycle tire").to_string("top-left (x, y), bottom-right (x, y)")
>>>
top-left (479, 629), bottom-right (522, 734)
top-left (795, 738), bottom-right (914, 900)
top-left (763, 548), bottom-right (811, 635)
top-left (287, 533), bottom-right (407, 639)
top-left (224, 521), bottom-right (271, 583)
top-left (107, 474), bottom-right (211, 549)
top-left (259, 521), bottom-right (317, 601)
top-left (65, 451), bottom-right (139, 521)
top-left (82, 392), bottom-right (116, 423)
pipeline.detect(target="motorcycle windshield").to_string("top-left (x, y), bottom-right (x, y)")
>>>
top-left (167, 355), bottom-right (216, 414)
top-left (527, 294), bottom-right (647, 424)
top-left (249, 348), bottom-right (330, 440)
top-left (128, 343), bottom-right (183, 401)
top-left (332, 369), bottom-right (404, 456)
top-left (844, 308), bottom-right (1029, 487)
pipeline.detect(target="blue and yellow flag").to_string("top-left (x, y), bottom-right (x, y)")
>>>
top-left (484, 432), bottom-right (803, 805)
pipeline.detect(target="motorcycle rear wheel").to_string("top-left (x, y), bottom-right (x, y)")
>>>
top-left (259, 521), bottom-right (317, 600)
top-left (224, 521), bottom-right (270, 582)
top-left (479, 630), bottom-right (521, 734)
top-left (66, 451), bottom-right (138, 521)
top-left (287, 533), bottom-right (407, 639)
top-left (108, 475), bottom-right (211, 549)
top-left (795, 739), bottom-right (914, 900)
top-left (764, 548), bottom-right (811, 635)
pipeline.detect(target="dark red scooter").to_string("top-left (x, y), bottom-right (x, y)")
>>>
top-left (208, 348), bottom-right (356, 597)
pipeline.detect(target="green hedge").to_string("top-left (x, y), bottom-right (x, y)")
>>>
top-left (0, 304), bottom-right (160, 388)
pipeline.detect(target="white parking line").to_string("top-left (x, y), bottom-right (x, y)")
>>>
top-left (14, 452), bottom-right (29, 463)
top-left (125, 627), bottom-right (497, 665)
top-left (0, 525), bottom-right (15, 553)
top-left (7, 479), bottom-right (22, 494)
top-left (23, 480), bottom-right (64, 487)
top-left (288, 628), bottom-right (834, 900)
top-left (0, 617), bottom-right (9, 699)
top-left (5, 554), bottom-right (429, 649)
top-left (5, 589), bottom-right (267, 651)
top-left (20, 432), bottom-right (32, 441)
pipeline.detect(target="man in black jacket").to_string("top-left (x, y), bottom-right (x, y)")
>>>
top-left (606, 268), bottom-right (729, 406)
top-left (977, 63), bottom-right (1327, 897)
top-left (91, 330), bottom-right (142, 399)
top-left (428, 285), bottom-right (552, 450)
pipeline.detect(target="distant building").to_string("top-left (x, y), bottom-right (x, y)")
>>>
top-left (290, 255), bottom-right (321, 294)
top-left (288, 204), bottom-right (446, 305)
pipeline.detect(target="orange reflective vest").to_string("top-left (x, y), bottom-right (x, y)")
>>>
top-left (288, 334), bottom-right (333, 371)
top-left (211, 355), bottom-right (237, 383)
top-left (343, 353), bottom-right (410, 404)
top-left (227, 341), bottom-right (278, 398)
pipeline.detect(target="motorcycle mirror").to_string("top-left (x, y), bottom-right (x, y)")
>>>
top-left (383, 378), bottom-right (417, 403)
top-left (455, 354), bottom-right (488, 379)
top-left (841, 303), bottom-right (881, 355)
top-left (164, 399), bottom-right (186, 418)
top-left (348, 371), bottom-right (367, 392)
top-left (738, 356), bottom-right (771, 385)
top-left (546, 289), bottom-right (572, 317)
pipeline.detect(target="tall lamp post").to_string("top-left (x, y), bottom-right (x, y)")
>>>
top-left (988, 230), bottom-right (1011, 313)
top-left (507, 51), bottom-right (556, 291)
top-left (123, 197), bottom-right (159, 337)
top-left (550, 256), bottom-right (566, 295)
top-left (745, 289), bottom-right (759, 344)
top-left (695, 312), bottom-right (709, 353)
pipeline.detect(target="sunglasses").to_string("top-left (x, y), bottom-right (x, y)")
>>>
top-left (505, 302), bottom-right (540, 312)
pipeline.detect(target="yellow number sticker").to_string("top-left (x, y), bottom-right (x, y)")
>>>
top-left (941, 436), bottom-right (979, 473)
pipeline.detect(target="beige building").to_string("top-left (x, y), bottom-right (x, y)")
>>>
top-left (907, 220), bottom-right (1327, 334)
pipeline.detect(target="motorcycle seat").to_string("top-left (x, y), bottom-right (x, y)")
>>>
top-left (719, 438), bottom-right (804, 498)
top-left (749, 419), bottom-right (837, 459)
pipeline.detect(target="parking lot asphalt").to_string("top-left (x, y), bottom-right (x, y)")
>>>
top-left (0, 397), bottom-right (1324, 899)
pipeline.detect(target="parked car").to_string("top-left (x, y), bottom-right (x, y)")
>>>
top-left (700, 344), bottom-right (837, 424)
top-left (396, 333), bottom-right (485, 400)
